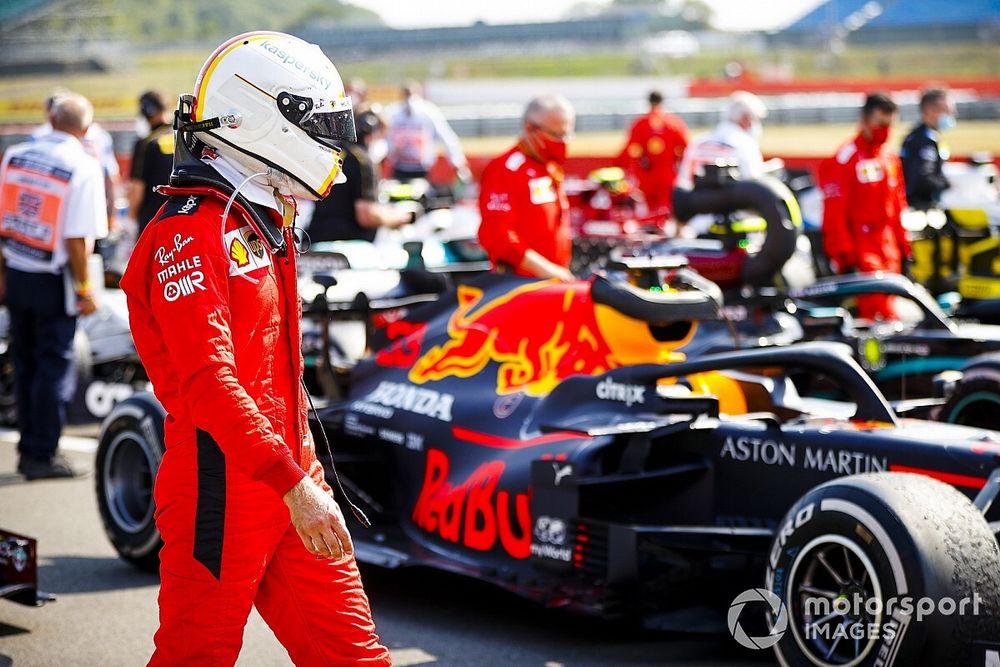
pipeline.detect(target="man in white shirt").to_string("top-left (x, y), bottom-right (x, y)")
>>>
top-left (32, 92), bottom-right (121, 221)
top-left (386, 81), bottom-right (471, 183)
top-left (0, 92), bottom-right (107, 479)
top-left (675, 91), bottom-right (768, 191)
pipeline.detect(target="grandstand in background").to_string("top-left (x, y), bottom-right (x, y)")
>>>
top-left (296, 9), bottom-right (699, 59)
top-left (775, 0), bottom-right (1000, 46)
top-left (0, 0), bottom-right (125, 75)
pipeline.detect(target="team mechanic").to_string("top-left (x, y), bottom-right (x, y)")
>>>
top-left (820, 92), bottom-right (911, 320)
top-left (477, 94), bottom-right (576, 281)
top-left (616, 89), bottom-right (689, 216)
top-left (118, 32), bottom-right (390, 665)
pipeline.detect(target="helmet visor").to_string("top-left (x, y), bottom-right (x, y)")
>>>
top-left (277, 91), bottom-right (357, 148)
top-left (301, 108), bottom-right (357, 148)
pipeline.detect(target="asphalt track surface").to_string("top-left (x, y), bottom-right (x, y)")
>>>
top-left (0, 430), bottom-right (773, 666)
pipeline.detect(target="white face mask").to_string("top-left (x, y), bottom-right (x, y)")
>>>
top-left (937, 114), bottom-right (956, 131)
top-left (134, 116), bottom-right (151, 139)
top-left (749, 120), bottom-right (763, 141)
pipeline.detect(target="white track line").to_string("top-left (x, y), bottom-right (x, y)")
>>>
top-left (0, 428), bottom-right (97, 454)
top-left (389, 648), bottom-right (437, 666)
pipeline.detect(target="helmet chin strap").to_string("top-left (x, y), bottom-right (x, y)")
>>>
top-left (221, 169), bottom-right (269, 284)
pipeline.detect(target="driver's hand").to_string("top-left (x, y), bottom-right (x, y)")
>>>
top-left (283, 477), bottom-right (354, 563)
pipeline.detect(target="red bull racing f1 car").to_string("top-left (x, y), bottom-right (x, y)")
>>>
top-left (98, 271), bottom-right (1000, 665)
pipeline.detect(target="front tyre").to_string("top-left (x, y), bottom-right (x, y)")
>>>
top-left (765, 473), bottom-right (1000, 667)
top-left (95, 393), bottom-right (165, 573)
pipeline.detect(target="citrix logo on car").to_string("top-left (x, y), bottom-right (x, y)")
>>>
top-left (595, 377), bottom-right (645, 406)
top-left (259, 41), bottom-right (334, 91)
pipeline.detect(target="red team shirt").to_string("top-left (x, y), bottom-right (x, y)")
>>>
top-left (820, 133), bottom-right (911, 318)
top-left (617, 108), bottom-right (689, 213)
top-left (478, 145), bottom-right (571, 274)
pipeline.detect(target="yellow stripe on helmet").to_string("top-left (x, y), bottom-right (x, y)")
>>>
top-left (193, 32), bottom-right (277, 121)
top-left (318, 147), bottom-right (345, 197)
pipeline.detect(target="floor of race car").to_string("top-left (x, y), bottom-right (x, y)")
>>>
top-left (0, 429), bottom-right (770, 666)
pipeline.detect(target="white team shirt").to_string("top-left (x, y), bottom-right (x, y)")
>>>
top-left (32, 121), bottom-right (120, 178)
top-left (386, 96), bottom-right (466, 172)
top-left (675, 120), bottom-right (764, 190)
top-left (0, 131), bottom-right (108, 274)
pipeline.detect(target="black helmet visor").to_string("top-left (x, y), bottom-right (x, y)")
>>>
top-left (277, 91), bottom-right (357, 148)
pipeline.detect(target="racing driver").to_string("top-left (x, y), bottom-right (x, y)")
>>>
top-left (478, 94), bottom-right (576, 281)
top-left (118, 32), bottom-right (390, 665)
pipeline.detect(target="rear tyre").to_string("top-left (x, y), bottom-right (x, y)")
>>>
top-left (766, 472), bottom-right (1000, 667)
top-left (939, 354), bottom-right (1000, 429)
top-left (95, 393), bottom-right (165, 573)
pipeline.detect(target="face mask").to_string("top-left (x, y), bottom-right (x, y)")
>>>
top-left (869, 125), bottom-right (890, 146)
top-left (542, 136), bottom-right (567, 164)
top-left (938, 114), bottom-right (956, 131)
top-left (134, 116), bottom-right (150, 139)
top-left (749, 120), bottom-right (763, 141)
top-left (530, 127), bottom-right (567, 164)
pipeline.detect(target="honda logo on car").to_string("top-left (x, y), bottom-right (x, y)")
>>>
top-left (596, 378), bottom-right (645, 406)
top-left (359, 381), bottom-right (454, 422)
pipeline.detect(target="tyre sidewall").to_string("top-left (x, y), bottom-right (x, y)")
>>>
top-left (95, 395), bottom-right (165, 566)
top-left (767, 482), bottom-right (940, 667)
top-left (940, 376), bottom-right (1000, 428)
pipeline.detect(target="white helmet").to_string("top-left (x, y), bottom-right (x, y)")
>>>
top-left (190, 31), bottom-right (355, 200)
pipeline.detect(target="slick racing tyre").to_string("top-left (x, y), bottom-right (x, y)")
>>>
top-left (95, 393), bottom-right (165, 573)
top-left (765, 473), bottom-right (1000, 667)
top-left (939, 354), bottom-right (1000, 429)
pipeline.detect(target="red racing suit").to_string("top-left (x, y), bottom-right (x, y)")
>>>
top-left (478, 144), bottom-right (571, 275)
top-left (616, 108), bottom-right (688, 214)
top-left (819, 133), bottom-right (911, 319)
top-left (119, 185), bottom-right (390, 666)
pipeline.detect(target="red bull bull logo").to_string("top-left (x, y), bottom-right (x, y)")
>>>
top-left (408, 281), bottom-right (617, 396)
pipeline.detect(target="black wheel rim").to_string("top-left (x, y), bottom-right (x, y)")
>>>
top-left (103, 431), bottom-right (156, 534)
top-left (787, 535), bottom-right (882, 667)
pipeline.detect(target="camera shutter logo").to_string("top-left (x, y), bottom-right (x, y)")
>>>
top-left (728, 588), bottom-right (788, 650)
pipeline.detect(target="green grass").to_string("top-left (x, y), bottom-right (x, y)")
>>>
top-left (341, 41), bottom-right (1000, 81)
top-left (1, 41), bottom-right (998, 124)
